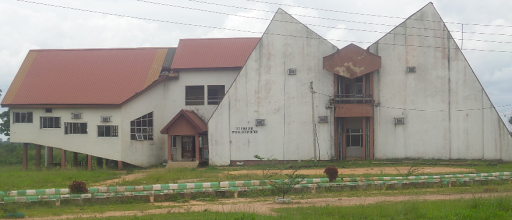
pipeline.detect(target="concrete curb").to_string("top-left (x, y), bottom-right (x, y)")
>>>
top-left (1, 172), bottom-right (510, 203)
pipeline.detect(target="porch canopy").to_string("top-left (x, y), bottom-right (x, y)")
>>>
top-left (160, 109), bottom-right (207, 162)
top-left (323, 43), bottom-right (381, 79)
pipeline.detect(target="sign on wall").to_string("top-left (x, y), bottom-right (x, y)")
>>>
top-left (232, 127), bottom-right (258, 134)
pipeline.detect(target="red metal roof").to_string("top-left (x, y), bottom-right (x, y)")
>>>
top-left (2, 48), bottom-right (172, 106)
top-left (170, 38), bottom-right (259, 70)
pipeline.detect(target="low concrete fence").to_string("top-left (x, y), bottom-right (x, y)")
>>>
top-left (0, 172), bottom-right (510, 204)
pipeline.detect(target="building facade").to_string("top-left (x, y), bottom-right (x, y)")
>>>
top-left (2, 3), bottom-right (511, 168)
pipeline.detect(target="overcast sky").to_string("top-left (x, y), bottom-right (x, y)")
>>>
top-left (0, 0), bottom-right (511, 140)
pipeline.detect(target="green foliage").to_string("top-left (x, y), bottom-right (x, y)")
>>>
top-left (253, 155), bottom-right (281, 179)
top-left (270, 170), bottom-right (306, 198)
top-left (0, 165), bottom-right (119, 190)
top-left (0, 108), bottom-right (9, 137)
top-left (69, 180), bottom-right (88, 194)
top-left (323, 166), bottom-right (338, 182)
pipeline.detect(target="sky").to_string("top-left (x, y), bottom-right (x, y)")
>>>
top-left (0, 0), bottom-right (511, 140)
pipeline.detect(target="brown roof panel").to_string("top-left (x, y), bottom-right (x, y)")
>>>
top-left (171, 38), bottom-right (259, 70)
top-left (323, 44), bottom-right (381, 79)
top-left (160, 109), bottom-right (207, 135)
top-left (2, 48), bottom-right (171, 106)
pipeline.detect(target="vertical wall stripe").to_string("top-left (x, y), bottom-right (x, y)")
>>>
top-left (144, 49), bottom-right (168, 87)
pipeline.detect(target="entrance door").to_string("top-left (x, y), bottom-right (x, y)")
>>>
top-left (181, 136), bottom-right (195, 159)
top-left (346, 128), bottom-right (363, 159)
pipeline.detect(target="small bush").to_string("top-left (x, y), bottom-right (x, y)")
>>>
top-left (68, 180), bottom-right (88, 194)
top-left (324, 166), bottom-right (338, 182)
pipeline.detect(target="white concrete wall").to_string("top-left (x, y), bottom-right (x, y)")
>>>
top-left (208, 9), bottom-right (338, 165)
top-left (10, 69), bottom-right (239, 167)
top-left (368, 3), bottom-right (512, 160)
top-left (120, 69), bottom-right (239, 166)
top-left (10, 107), bottom-right (122, 160)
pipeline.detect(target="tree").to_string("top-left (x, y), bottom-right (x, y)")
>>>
top-left (0, 108), bottom-right (9, 137)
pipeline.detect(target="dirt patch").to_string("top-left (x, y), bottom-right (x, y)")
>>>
top-left (24, 192), bottom-right (512, 219)
top-left (90, 169), bottom-right (166, 187)
top-left (228, 167), bottom-right (474, 176)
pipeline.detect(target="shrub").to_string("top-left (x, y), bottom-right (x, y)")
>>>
top-left (324, 166), bottom-right (338, 182)
top-left (68, 180), bottom-right (88, 194)
top-left (270, 170), bottom-right (306, 198)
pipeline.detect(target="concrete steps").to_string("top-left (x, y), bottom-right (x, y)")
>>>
top-left (165, 161), bottom-right (199, 169)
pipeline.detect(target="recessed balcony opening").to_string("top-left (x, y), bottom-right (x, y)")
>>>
top-left (335, 75), bottom-right (372, 104)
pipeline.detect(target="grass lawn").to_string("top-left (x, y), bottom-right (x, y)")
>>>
top-left (63, 196), bottom-right (512, 219)
top-left (0, 166), bottom-right (120, 190)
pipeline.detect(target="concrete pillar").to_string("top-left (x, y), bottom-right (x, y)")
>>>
top-left (73, 152), bottom-right (78, 167)
top-left (118, 160), bottom-right (123, 170)
top-left (22, 143), bottom-right (28, 171)
top-left (87, 155), bottom-right (92, 171)
top-left (35, 144), bottom-right (41, 170)
top-left (167, 135), bottom-right (172, 162)
top-left (96, 157), bottom-right (103, 168)
top-left (195, 134), bottom-right (200, 162)
top-left (47, 146), bottom-right (53, 166)
top-left (61, 149), bottom-right (66, 170)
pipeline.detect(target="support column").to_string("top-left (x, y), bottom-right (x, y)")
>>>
top-left (167, 135), bottom-right (172, 162)
top-left (195, 134), bottom-right (200, 162)
top-left (61, 149), bottom-right (66, 170)
top-left (117, 160), bottom-right (123, 170)
top-left (22, 143), bottom-right (28, 171)
top-left (87, 155), bottom-right (92, 171)
top-left (362, 117), bottom-right (367, 159)
top-left (73, 152), bottom-right (78, 167)
top-left (96, 157), bottom-right (103, 168)
top-left (47, 147), bottom-right (53, 166)
top-left (342, 118), bottom-right (346, 160)
top-left (35, 145), bottom-right (41, 170)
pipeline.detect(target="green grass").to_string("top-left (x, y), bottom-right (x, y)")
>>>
top-left (0, 166), bottom-right (120, 190)
top-left (62, 196), bottom-right (512, 219)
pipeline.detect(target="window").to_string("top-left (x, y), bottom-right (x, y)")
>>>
top-left (130, 112), bottom-right (153, 140)
top-left (346, 128), bottom-right (362, 147)
top-left (13, 112), bottom-right (33, 123)
top-left (98, 125), bottom-right (118, 137)
top-left (207, 85), bottom-right (225, 105)
top-left (45, 108), bottom-right (52, 113)
top-left (40, 117), bottom-right (61, 129)
top-left (185, 86), bottom-right (204, 105)
top-left (64, 122), bottom-right (87, 134)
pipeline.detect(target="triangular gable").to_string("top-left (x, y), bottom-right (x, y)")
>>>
top-left (323, 44), bottom-right (381, 79)
top-left (160, 109), bottom-right (207, 135)
top-left (367, 2), bottom-right (512, 160)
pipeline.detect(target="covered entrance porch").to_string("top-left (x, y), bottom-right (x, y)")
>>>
top-left (160, 109), bottom-right (208, 168)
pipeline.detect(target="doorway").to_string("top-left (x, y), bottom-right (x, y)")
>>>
top-left (181, 136), bottom-right (195, 160)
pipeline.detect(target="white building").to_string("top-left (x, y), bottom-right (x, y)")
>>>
top-left (3, 3), bottom-right (511, 168)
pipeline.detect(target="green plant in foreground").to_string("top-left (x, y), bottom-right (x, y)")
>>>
top-left (254, 155), bottom-right (281, 180)
top-left (270, 170), bottom-right (306, 198)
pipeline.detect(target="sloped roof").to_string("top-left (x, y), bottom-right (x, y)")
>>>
top-left (170, 38), bottom-right (259, 70)
top-left (160, 109), bottom-right (208, 135)
top-left (1, 48), bottom-right (176, 106)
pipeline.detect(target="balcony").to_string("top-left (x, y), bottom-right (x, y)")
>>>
top-left (335, 94), bottom-right (372, 104)
top-left (334, 94), bottom-right (373, 117)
